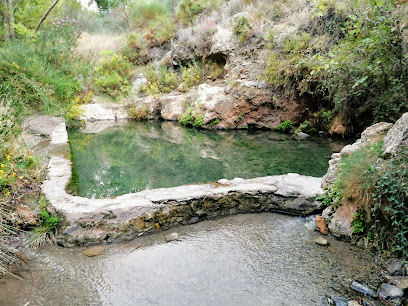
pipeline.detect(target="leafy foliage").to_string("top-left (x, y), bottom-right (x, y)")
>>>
top-left (265, 0), bottom-right (408, 133)
top-left (234, 16), bottom-right (251, 43)
top-left (369, 149), bottom-right (408, 259)
top-left (94, 50), bottom-right (134, 98)
top-left (275, 120), bottom-right (293, 133)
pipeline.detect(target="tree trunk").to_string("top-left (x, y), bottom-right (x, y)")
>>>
top-left (2, 0), bottom-right (10, 41)
top-left (7, 0), bottom-right (14, 38)
top-left (34, 0), bottom-right (60, 33)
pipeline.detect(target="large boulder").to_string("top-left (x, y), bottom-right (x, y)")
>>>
top-left (322, 122), bottom-right (392, 188)
top-left (382, 112), bottom-right (408, 157)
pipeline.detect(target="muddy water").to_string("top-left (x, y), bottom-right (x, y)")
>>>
top-left (1, 214), bottom-right (382, 306)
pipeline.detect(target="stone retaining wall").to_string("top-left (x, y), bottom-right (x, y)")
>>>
top-left (27, 115), bottom-right (325, 245)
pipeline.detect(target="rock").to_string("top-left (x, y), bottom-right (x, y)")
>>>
top-left (329, 295), bottom-right (349, 306)
top-left (341, 122), bottom-right (393, 156)
top-left (328, 296), bottom-right (348, 306)
top-left (314, 237), bottom-right (329, 246)
top-left (295, 132), bottom-right (310, 140)
top-left (79, 104), bottom-right (116, 121)
top-left (217, 179), bottom-right (229, 185)
top-left (64, 225), bottom-right (79, 235)
top-left (322, 122), bottom-right (392, 188)
top-left (23, 115), bottom-right (65, 137)
top-left (350, 281), bottom-right (377, 298)
top-left (388, 276), bottom-right (408, 290)
top-left (11, 205), bottom-right (39, 227)
top-left (83, 246), bottom-right (105, 257)
top-left (315, 215), bottom-right (329, 235)
top-left (160, 95), bottom-right (185, 121)
top-left (347, 300), bottom-right (361, 306)
top-left (386, 260), bottom-right (404, 276)
top-left (328, 203), bottom-right (358, 238)
top-left (321, 205), bottom-right (335, 222)
top-left (56, 240), bottom-right (65, 247)
top-left (378, 283), bottom-right (404, 299)
top-left (382, 112), bottom-right (408, 157)
top-left (165, 232), bottom-right (179, 242)
top-left (304, 216), bottom-right (316, 232)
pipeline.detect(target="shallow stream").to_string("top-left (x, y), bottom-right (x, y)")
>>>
top-left (1, 213), bottom-right (382, 306)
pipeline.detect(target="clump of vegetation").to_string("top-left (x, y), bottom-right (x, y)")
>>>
top-left (234, 16), bottom-right (251, 43)
top-left (127, 103), bottom-right (151, 120)
top-left (180, 61), bottom-right (202, 91)
top-left (322, 141), bottom-right (408, 258)
top-left (265, 0), bottom-right (408, 133)
top-left (275, 120), bottom-right (293, 133)
top-left (179, 107), bottom-right (204, 127)
top-left (94, 50), bottom-right (134, 98)
top-left (122, 32), bottom-right (149, 64)
top-left (368, 149), bottom-right (408, 259)
top-left (28, 198), bottom-right (61, 249)
top-left (141, 64), bottom-right (178, 96)
top-left (176, 0), bottom-right (209, 25)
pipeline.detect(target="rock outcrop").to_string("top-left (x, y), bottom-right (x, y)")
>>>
top-left (321, 112), bottom-right (408, 239)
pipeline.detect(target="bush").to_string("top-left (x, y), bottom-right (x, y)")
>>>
top-left (176, 0), bottom-right (209, 25)
top-left (234, 16), bottom-right (251, 43)
top-left (122, 32), bottom-right (149, 64)
top-left (180, 61), bottom-right (202, 90)
top-left (0, 17), bottom-right (85, 115)
top-left (94, 51), bottom-right (134, 98)
top-left (179, 107), bottom-right (204, 127)
top-left (264, 1), bottom-right (408, 134)
top-left (141, 64), bottom-right (179, 96)
top-left (275, 120), bottom-right (293, 133)
top-left (369, 149), bottom-right (408, 259)
top-left (129, 0), bottom-right (170, 28)
top-left (127, 104), bottom-right (151, 120)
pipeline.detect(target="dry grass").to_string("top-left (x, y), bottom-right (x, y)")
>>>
top-left (75, 32), bottom-right (127, 62)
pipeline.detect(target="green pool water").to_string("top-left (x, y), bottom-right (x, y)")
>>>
top-left (67, 121), bottom-right (343, 198)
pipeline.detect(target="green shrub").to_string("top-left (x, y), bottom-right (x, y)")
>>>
top-left (234, 16), bottom-right (251, 43)
top-left (179, 107), bottom-right (204, 127)
top-left (127, 104), bottom-right (151, 120)
top-left (275, 120), bottom-right (293, 133)
top-left (141, 64), bottom-right (179, 96)
top-left (265, 1), bottom-right (408, 132)
top-left (122, 32), bottom-right (149, 64)
top-left (181, 61), bottom-right (202, 90)
top-left (369, 149), bottom-right (408, 259)
top-left (0, 17), bottom-right (85, 115)
top-left (176, 0), bottom-right (209, 25)
top-left (129, 0), bottom-right (170, 28)
top-left (94, 51), bottom-right (134, 98)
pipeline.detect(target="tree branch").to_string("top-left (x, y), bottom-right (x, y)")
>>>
top-left (34, 0), bottom-right (60, 33)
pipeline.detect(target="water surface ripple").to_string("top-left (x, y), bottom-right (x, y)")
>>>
top-left (1, 214), bottom-right (382, 306)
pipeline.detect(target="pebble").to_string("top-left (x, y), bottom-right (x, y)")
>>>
top-left (83, 246), bottom-right (105, 257)
top-left (165, 233), bottom-right (179, 242)
top-left (314, 237), bottom-right (329, 246)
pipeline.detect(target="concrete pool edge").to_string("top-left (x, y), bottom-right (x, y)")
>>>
top-left (32, 116), bottom-right (325, 245)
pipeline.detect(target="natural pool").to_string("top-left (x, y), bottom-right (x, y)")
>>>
top-left (67, 121), bottom-right (344, 198)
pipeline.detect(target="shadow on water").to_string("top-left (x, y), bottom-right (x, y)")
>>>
top-left (67, 121), bottom-right (349, 198)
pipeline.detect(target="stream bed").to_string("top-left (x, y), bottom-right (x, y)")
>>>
top-left (1, 213), bottom-right (382, 306)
